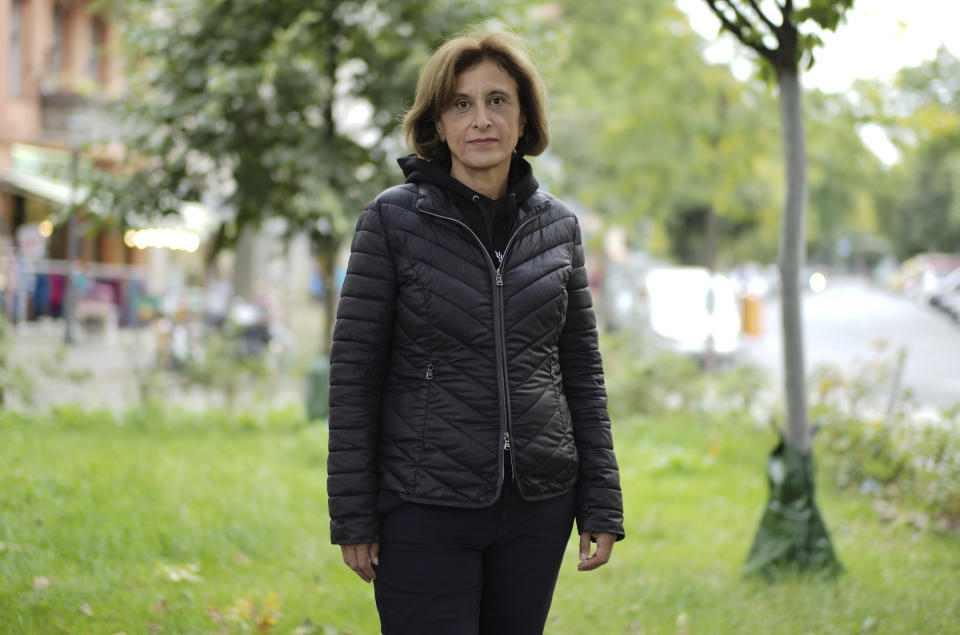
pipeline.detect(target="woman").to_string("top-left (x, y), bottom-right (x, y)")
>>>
top-left (328, 28), bottom-right (624, 635)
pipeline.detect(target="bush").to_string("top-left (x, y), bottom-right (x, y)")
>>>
top-left (601, 331), bottom-right (769, 421)
top-left (811, 345), bottom-right (960, 530)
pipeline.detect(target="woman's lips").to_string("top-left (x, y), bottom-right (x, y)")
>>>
top-left (469, 138), bottom-right (498, 145)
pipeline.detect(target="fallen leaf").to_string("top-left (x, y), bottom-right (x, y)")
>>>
top-left (233, 552), bottom-right (251, 566)
top-left (226, 597), bottom-right (256, 622)
top-left (145, 621), bottom-right (163, 632)
top-left (33, 576), bottom-right (52, 590)
top-left (206, 607), bottom-right (226, 625)
top-left (80, 602), bottom-right (94, 617)
top-left (153, 597), bottom-right (170, 614)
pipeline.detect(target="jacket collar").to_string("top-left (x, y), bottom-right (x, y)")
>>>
top-left (415, 184), bottom-right (553, 224)
top-left (399, 153), bottom-right (552, 223)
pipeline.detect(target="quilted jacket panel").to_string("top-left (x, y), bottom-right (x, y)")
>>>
top-left (328, 182), bottom-right (623, 545)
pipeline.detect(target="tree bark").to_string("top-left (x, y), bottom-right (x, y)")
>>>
top-left (233, 226), bottom-right (256, 301)
top-left (320, 236), bottom-right (339, 358)
top-left (64, 147), bottom-right (80, 344)
top-left (776, 66), bottom-right (810, 454)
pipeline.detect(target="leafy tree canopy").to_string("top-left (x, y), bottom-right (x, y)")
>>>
top-left (89, 0), bottom-right (482, 252)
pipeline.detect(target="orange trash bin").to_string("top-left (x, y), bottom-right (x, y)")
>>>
top-left (741, 294), bottom-right (764, 337)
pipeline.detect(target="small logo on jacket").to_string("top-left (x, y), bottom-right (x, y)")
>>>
top-left (495, 250), bottom-right (504, 265)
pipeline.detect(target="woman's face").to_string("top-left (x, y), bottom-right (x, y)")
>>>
top-left (436, 59), bottom-right (526, 186)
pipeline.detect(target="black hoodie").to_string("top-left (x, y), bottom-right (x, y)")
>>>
top-left (398, 154), bottom-right (540, 267)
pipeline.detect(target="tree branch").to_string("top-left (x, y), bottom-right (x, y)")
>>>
top-left (747, 0), bottom-right (781, 35)
top-left (780, 0), bottom-right (793, 23)
top-left (703, 0), bottom-right (776, 62)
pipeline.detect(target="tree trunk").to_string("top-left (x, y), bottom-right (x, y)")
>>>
top-left (63, 147), bottom-right (80, 344)
top-left (233, 226), bottom-right (256, 301)
top-left (316, 233), bottom-right (341, 358)
top-left (776, 67), bottom-right (810, 454)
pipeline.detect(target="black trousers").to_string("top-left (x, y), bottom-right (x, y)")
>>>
top-left (373, 461), bottom-right (576, 635)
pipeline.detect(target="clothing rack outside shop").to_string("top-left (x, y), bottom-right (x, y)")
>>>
top-left (5, 257), bottom-right (150, 330)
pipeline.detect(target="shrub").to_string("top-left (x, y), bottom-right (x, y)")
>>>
top-left (811, 345), bottom-right (960, 530)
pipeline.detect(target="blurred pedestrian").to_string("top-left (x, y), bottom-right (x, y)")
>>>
top-left (327, 27), bottom-right (623, 635)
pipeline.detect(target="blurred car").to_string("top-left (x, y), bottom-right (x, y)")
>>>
top-left (929, 267), bottom-right (960, 322)
top-left (644, 267), bottom-right (742, 359)
top-left (890, 253), bottom-right (960, 298)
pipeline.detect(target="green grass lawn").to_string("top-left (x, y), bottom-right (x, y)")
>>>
top-left (1, 406), bottom-right (958, 634)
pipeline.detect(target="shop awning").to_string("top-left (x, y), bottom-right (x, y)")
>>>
top-left (1, 169), bottom-right (218, 239)
top-left (0, 168), bottom-right (89, 208)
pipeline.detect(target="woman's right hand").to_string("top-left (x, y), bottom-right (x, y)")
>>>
top-left (340, 542), bottom-right (380, 583)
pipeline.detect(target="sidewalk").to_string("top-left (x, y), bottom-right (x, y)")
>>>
top-left (8, 319), bottom-right (305, 412)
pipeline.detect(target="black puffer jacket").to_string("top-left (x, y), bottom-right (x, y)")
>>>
top-left (327, 157), bottom-right (624, 545)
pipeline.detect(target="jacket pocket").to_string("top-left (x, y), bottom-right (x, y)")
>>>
top-left (557, 287), bottom-right (569, 332)
top-left (549, 354), bottom-right (563, 411)
top-left (412, 361), bottom-right (435, 489)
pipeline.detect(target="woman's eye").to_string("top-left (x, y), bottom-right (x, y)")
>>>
top-left (455, 100), bottom-right (470, 109)
top-left (490, 96), bottom-right (505, 105)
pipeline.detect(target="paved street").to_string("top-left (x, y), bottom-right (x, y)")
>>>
top-left (743, 276), bottom-right (960, 409)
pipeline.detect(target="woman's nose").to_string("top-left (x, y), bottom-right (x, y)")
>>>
top-left (473, 104), bottom-right (491, 127)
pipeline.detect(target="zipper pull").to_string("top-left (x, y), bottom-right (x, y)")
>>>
top-left (425, 363), bottom-right (434, 380)
top-left (496, 271), bottom-right (503, 287)
top-left (504, 431), bottom-right (511, 450)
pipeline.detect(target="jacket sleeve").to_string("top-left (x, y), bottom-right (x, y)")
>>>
top-left (327, 202), bottom-right (396, 545)
top-left (558, 218), bottom-right (625, 540)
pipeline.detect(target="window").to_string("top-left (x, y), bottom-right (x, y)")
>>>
top-left (88, 18), bottom-right (105, 83)
top-left (9, 0), bottom-right (22, 95)
top-left (51, 4), bottom-right (64, 77)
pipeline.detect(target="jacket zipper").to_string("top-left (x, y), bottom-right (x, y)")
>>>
top-left (416, 204), bottom-right (544, 495)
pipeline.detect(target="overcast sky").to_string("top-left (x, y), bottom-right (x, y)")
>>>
top-left (675, 0), bottom-right (960, 92)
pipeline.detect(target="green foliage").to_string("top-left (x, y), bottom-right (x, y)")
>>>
top-left (856, 50), bottom-right (960, 258)
top-left (793, 0), bottom-right (855, 32)
top-left (534, 0), bottom-right (784, 261)
top-left (811, 346), bottom-right (960, 529)
top-left (803, 90), bottom-right (886, 263)
top-left (87, 0), bottom-right (483, 248)
top-left (601, 332), bottom-right (769, 420)
top-left (703, 0), bottom-right (854, 73)
top-left (0, 319), bottom-right (35, 408)
top-left (178, 331), bottom-right (273, 409)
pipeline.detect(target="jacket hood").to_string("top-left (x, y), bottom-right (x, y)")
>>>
top-left (397, 154), bottom-right (539, 204)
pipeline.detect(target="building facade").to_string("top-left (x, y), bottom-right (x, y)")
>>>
top-left (0, 0), bottom-right (142, 326)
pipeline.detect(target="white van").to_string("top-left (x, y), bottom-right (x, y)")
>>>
top-left (644, 267), bottom-right (742, 358)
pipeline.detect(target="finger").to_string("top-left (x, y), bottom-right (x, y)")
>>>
top-left (341, 544), bottom-right (355, 567)
top-left (357, 546), bottom-right (376, 582)
top-left (595, 535), bottom-right (614, 564)
top-left (579, 533), bottom-right (592, 562)
top-left (370, 541), bottom-right (380, 567)
top-left (578, 535), bottom-right (614, 572)
top-left (342, 545), bottom-right (373, 583)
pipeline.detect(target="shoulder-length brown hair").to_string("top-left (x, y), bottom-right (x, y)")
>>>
top-left (403, 28), bottom-right (549, 162)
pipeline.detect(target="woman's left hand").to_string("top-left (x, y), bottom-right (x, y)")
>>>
top-left (577, 532), bottom-right (616, 572)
